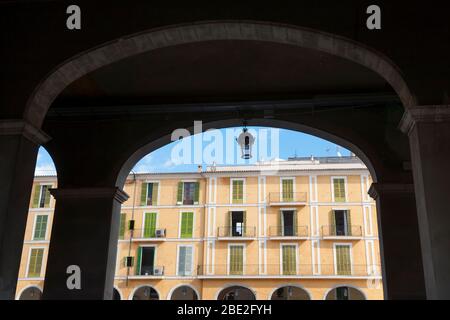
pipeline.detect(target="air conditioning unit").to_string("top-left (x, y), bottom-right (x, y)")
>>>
top-left (155, 229), bottom-right (166, 238)
top-left (153, 267), bottom-right (164, 276)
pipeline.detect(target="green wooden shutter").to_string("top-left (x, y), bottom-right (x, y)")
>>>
top-left (119, 213), bottom-right (126, 239)
top-left (232, 180), bottom-right (243, 204)
top-left (336, 245), bottom-right (351, 275)
top-left (33, 215), bottom-right (48, 240)
top-left (334, 178), bottom-right (345, 202)
top-left (143, 212), bottom-right (157, 238)
top-left (329, 210), bottom-right (336, 236)
top-left (177, 182), bottom-right (183, 204)
top-left (28, 248), bottom-right (44, 277)
top-left (152, 183), bottom-right (158, 205)
top-left (230, 246), bottom-right (243, 275)
top-left (345, 210), bottom-right (352, 236)
top-left (180, 212), bottom-right (193, 238)
top-left (282, 179), bottom-right (294, 201)
top-left (140, 183), bottom-right (148, 206)
top-left (293, 210), bottom-right (298, 236)
top-left (135, 247), bottom-right (142, 275)
top-left (278, 211), bottom-right (283, 236)
top-left (43, 186), bottom-right (51, 207)
top-left (32, 185), bottom-right (41, 208)
top-left (242, 211), bottom-right (247, 236)
top-left (194, 182), bottom-right (200, 204)
top-left (282, 245), bottom-right (296, 275)
top-left (227, 211), bottom-right (232, 237)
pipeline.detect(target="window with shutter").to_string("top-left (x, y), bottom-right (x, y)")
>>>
top-left (33, 215), bottom-right (48, 241)
top-left (28, 248), bottom-right (44, 277)
top-left (143, 212), bottom-right (157, 238)
top-left (335, 245), bottom-right (352, 275)
top-left (282, 245), bottom-right (296, 275)
top-left (232, 180), bottom-right (244, 204)
top-left (333, 178), bottom-right (346, 202)
top-left (282, 179), bottom-right (294, 202)
top-left (119, 213), bottom-right (126, 239)
top-left (229, 245), bottom-right (244, 275)
top-left (180, 212), bottom-right (194, 238)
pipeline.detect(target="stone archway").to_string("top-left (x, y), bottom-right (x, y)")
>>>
top-left (18, 286), bottom-right (43, 300)
top-left (24, 21), bottom-right (415, 128)
top-left (217, 285), bottom-right (256, 300)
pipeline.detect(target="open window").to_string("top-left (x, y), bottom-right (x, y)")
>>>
top-left (228, 211), bottom-right (246, 237)
top-left (177, 181), bottom-right (200, 205)
top-left (280, 210), bottom-right (297, 236)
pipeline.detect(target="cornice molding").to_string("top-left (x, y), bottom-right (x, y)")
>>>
top-left (368, 183), bottom-right (414, 200)
top-left (399, 105), bottom-right (450, 135)
top-left (50, 187), bottom-right (129, 203)
top-left (0, 120), bottom-right (50, 145)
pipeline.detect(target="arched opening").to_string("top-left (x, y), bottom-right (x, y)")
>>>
top-left (170, 285), bottom-right (199, 300)
top-left (325, 286), bottom-right (366, 300)
top-left (270, 286), bottom-right (311, 300)
top-left (21, 21), bottom-right (422, 300)
top-left (131, 286), bottom-right (159, 300)
top-left (113, 288), bottom-right (122, 300)
top-left (18, 286), bottom-right (43, 300)
top-left (25, 21), bottom-right (415, 129)
top-left (217, 286), bottom-right (256, 301)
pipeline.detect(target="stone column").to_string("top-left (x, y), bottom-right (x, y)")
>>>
top-left (399, 105), bottom-right (450, 299)
top-left (369, 183), bottom-right (426, 300)
top-left (0, 120), bottom-right (50, 299)
top-left (42, 187), bottom-right (128, 300)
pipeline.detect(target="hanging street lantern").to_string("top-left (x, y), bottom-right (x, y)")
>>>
top-left (236, 122), bottom-right (255, 159)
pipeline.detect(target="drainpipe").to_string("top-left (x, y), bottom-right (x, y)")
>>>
top-left (125, 170), bottom-right (137, 286)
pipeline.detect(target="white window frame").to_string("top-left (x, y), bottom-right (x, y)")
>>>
top-left (178, 210), bottom-right (196, 239)
top-left (230, 178), bottom-right (246, 204)
top-left (144, 180), bottom-right (160, 206)
top-left (176, 244), bottom-right (194, 276)
top-left (25, 246), bottom-right (46, 278)
top-left (333, 243), bottom-right (353, 275)
top-left (331, 176), bottom-right (348, 203)
top-left (227, 243), bottom-right (246, 275)
top-left (31, 213), bottom-right (49, 241)
top-left (279, 243), bottom-right (299, 275)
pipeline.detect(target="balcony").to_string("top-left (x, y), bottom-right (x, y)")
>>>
top-left (268, 192), bottom-right (307, 206)
top-left (123, 228), bottom-right (167, 241)
top-left (321, 225), bottom-right (363, 240)
top-left (217, 226), bottom-right (256, 240)
top-left (129, 266), bottom-right (165, 278)
top-left (197, 264), bottom-right (380, 278)
top-left (268, 226), bottom-right (309, 239)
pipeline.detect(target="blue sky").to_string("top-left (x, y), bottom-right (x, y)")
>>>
top-left (35, 127), bottom-right (350, 175)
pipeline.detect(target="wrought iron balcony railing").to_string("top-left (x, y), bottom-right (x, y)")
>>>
top-left (268, 192), bottom-right (307, 204)
top-left (268, 225), bottom-right (309, 237)
top-left (321, 225), bottom-right (363, 237)
top-left (135, 266), bottom-right (165, 276)
top-left (217, 226), bottom-right (256, 238)
top-left (122, 228), bottom-right (167, 239)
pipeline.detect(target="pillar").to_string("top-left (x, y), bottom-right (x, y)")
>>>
top-left (369, 183), bottom-right (426, 299)
top-left (0, 120), bottom-right (49, 299)
top-left (42, 187), bottom-right (128, 300)
top-left (400, 105), bottom-right (450, 299)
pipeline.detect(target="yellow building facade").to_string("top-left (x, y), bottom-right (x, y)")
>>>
top-left (16, 157), bottom-right (383, 300)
